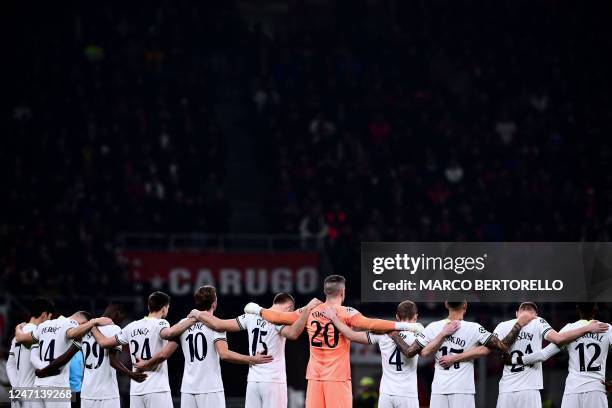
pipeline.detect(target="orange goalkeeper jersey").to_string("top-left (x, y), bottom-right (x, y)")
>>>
top-left (261, 302), bottom-right (396, 381)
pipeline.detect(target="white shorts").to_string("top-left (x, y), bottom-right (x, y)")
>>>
top-left (378, 394), bottom-right (419, 408)
top-left (28, 401), bottom-right (72, 408)
top-left (81, 398), bottom-right (120, 408)
top-left (430, 394), bottom-right (475, 408)
top-left (28, 401), bottom-right (70, 408)
top-left (130, 391), bottom-right (173, 408)
top-left (245, 382), bottom-right (287, 408)
top-left (12, 401), bottom-right (37, 408)
top-left (497, 390), bottom-right (541, 408)
top-left (561, 391), bottom-right (607, 408)
top-left (181, 391), bottom-right (225, 408)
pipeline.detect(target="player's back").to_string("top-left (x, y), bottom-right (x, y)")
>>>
top-left (32, 317), bottom-right (80, 388)
top-left (495, 317), bottom-right (551, 392)
top-left (371, 331), bottom-right (418, 397)
top-left (178, 319), bottom-right (226, 394)
top-left (81, 324), bottom-right (122, 400)
top-left (417, 319), bottom-right (493, 394)
top-left (116, 317), bottom-right (170, 395)
top-left (563, 320), bottom-right (612, 394)
top-left (305, 303), bottom-right (357, 381)
top-left (9, 323), bottom-right (37, 387)
top-left (237, 313), bottom-right (287, 383)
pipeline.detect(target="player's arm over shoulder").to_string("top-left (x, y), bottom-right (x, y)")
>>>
top-left (280, 308), bottom-right (312, 340)
top-left (196, 313), bottom-right (242, 333)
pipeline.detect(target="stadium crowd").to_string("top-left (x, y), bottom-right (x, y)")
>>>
top-left (3, 0), bottom-right (612, 296)
top-left (3, 0), bottom-right (612, 405)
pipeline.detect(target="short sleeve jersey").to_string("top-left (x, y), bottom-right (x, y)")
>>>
top-left (178, 319), bottom-right (227, 394)
top-left (81, 324), bottom-right (122, 400)
top-left (8, 323), bottom-right (38, 387)
top-left (116, 317), bottom-right (171, 395)
top-left (236, 314), bottom-right (287, 383)
top-left (494, 317), bottom-right (552, 393)
top-left (416, 319), bottom-right (493, 394)
top-left (369, 331), bottom-right (418, 397)
top-left (305, 303), bottom-right (363, 381)
top-left (561, 320), bottom-right (612, 394)
top-left (31, 317), bottom-right (81, 388)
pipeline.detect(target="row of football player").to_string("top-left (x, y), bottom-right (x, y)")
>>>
top-left (9, 275), bottom-right (427, 408)
top-left (239, 275), bottom-right (612, 408)
top-left (9, 274), bottom-right (612, 408)
top-left (322, 301), bottom-right (612, 408)
top-left (10, 290), bottom-right (312, 408)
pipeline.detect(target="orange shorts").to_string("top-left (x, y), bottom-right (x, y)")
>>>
top-left (305, 380), bottom-right (352, 408)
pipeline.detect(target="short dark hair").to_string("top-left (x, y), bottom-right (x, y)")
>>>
top-left (519, 302), bottom-right (539, 313)
top-left (324, 275), bottom-right (346, 297)
top-left (29, 298), bottom-right (55, 318)
top-left (396, 301), bottom-right (418, 321)
top-left (103, 303), bottom-right (126, 324)
top-left (74, 311), bottom-right (92, 321)
top-left (194, 286), bottom-right (216, 311)
top-left (148, 291), bottom-right (171, 312)
top-left (576, 302), bottom-right (597, 319)
top-left (273, 293), bottom-right (295, 306)
top-left (446, 301), bottom-right (467, 310)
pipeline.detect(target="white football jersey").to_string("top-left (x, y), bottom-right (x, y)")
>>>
top-left (116, 317), bottom-right (171, 395)
top-left (8, 323), bottom-right (37, 387)
top-left (561, 320), bottom-right (612, 394)
top-left (236, 314), bottom-right (287, 384)
top-left (369, 331), bottom-right (418, 397)
top-left (416, 319), bottom-right (493, 394)
top-left (31, 317), bottom-right (81, 387)
top-left (495, 317), bottom-right (552, 393)
top-left (81, 324), bottom-right (122, 400)
top-left (178, 319), bottom-right (226, 394)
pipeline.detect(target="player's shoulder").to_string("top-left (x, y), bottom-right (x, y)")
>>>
top-left (239, 313), bottom-right (255, 323)
top-left (398, 330), bottom-right (416, 342)
top-left (340, 305), bottom-right (360, 316)
top-left (99, 324), bottom-right (121, 336)
top-left (496, 319), bottom-right (515, 329)
top-left (461, 320), bottom-right (490, 334)
top-left (61, 317), bottom-right (79, 327)
top-left (122, 319), bottom-right (142, 331)
top-left (462, 319), bottom-right (486, 329)
top-left (213, 329), bottom-right (227, 340)
top-left (38, 318), bottom-right (53, 328)
top-left (23, 322), bottom-right (37, 333)
top-left (426, 319), bottom-right (449, 329)
top-left (145, 316), bottom-right (169, 328)
top-left (561, 320), bottom-right (581, 330)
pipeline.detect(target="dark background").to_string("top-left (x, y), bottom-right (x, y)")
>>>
top-left (3, 0), bottom-right (612, 406)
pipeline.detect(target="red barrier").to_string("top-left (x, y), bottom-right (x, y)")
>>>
top-left (119, 251), bottom-right (320, 297)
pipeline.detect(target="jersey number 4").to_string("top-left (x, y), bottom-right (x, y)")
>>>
top-left (389, 347), bottom-right (404, 371)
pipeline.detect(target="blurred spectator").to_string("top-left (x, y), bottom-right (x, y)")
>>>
top-left (354, 376), bottom-right (378, 408)
top-left (299, 205), bottom-right (329, 249)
